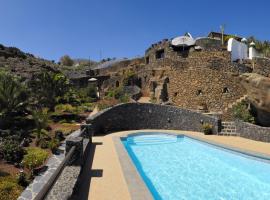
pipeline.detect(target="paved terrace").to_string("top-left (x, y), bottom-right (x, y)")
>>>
top-left (82, 129), bottom-right (270, 200)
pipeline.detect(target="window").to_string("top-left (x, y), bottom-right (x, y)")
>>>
top-left (145, 56), bottom-right (150, 64)
top-left (144, 76), bottom-right (147, 82)
top-left (116, 81), bottom-right (120, 87)
top-left (172, 45), bottom-right (190, 58)
top-left (223, 87), bottom-right (229, 93)
top-left (196, 90), bottom-right (203, 96)
top-left (156, 49), bottom-right (165, 59)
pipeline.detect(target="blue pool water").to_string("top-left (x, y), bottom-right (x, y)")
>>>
top-left (122, 133), bottom-right (270, 200)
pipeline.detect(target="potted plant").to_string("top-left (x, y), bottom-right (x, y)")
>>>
top-left (202, 123), bottom-right (213, 135)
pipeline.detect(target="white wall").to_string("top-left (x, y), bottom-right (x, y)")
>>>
top-left (227, 38), bottom-right (248, 61)
top-left (249, 47), bottom-right (262, 59)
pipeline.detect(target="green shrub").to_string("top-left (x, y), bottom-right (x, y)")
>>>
top-left (29, 72), bottom-right (70, 111)
top-left (0, 176), bottom-right (23, 200)
top-left (86, 85), bottom-right (97, 99)
top-left (2, 140), bottom-right (25, 163)
top-left (202, 123), bottom-right (213, 135)
top-left (60, 55), bottom-right (74, 66)
top-left (22, 147), bottom-right (48, 174)
top-left (55, 104), bottom-right (75, 113)
top-left (61, 91), bottom-right (81, 106)
top-left (96, 98), bottom-right (119, 111)
top-left (54, 130), bottom-right (65, 141)
top-left (105, 87), bottom-right (130, 103)
top-left (232, 101), bottom-right (255, 124)
top-left (82, 102), bottom-right (93, 107)
top-left (34, 129), bottom-right (49, 146)
top-left (39, 139), bottom-right (48, 149)
top-left (16, 171), bottom-right (28, 187)
top-left (76, 85), bottom-right (97, 103)
top-left (123, 70), bottom-right (136, 86)
top-left (150, 96), bottom-right (157, 103)
top-left (119, 94), bottom-right (129, 103)
top-left (48, 139), bottom-right (60, 153)
top-left (32, 109), bottom-right (49, 142)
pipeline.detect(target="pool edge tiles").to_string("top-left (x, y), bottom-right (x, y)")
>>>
top-left (112, 136), bottom-right (153, 200)
top-left (114, 131), bottom-right (270, 200)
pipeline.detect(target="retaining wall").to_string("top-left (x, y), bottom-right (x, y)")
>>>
top-left (235, 120), bottom-right (270, 142)
top-left (86, 103), bottom-right (220, 134)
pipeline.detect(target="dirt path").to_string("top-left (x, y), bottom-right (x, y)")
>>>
top-left (90, 106), bottom-right (99, 116)
top-left (137, 96), bottom-right (151, 103)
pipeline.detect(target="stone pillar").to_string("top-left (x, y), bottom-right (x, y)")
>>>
top-left (80, 124), bottom-right (94, 142)
top-left (66, 137), bottom-right (83, 166)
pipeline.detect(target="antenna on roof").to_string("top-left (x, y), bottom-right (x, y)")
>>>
top-left (89, 56), bottom-right (91, 69)
top-left (220, 24), bottom-right (226, 45)
top-left (99, 50), bottom-right (102, 61)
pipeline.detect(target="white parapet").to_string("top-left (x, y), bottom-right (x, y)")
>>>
top-left (227, 38), bottom-right (248, 61)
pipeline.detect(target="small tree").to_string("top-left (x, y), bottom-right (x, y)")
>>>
top-left (31, 109), bottom-right (49, 144)
top-left (60, 55), bottom-right (74, 66)
top-left (232, 101), bottom-right (255, 124)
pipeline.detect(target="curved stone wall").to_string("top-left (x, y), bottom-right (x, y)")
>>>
top-left (235, 120), bottom-right (270, 142)
top-left (86, 103), bottom-right (220, 134)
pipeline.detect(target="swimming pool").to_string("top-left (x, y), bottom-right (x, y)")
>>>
top-left (122, 133), bottom-right (270, 200)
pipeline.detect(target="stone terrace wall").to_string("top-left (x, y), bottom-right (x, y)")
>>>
top-left (141, 50), bottom-right (251, 112)
top-left (235, 120), bottom-right (270, 142)
top-left (195, 38), bottom-right (222, 51)
top-left (253, 57), bottom-right (270, 77)
top-left (86, 103), bottom-right (220, 134)
top-left (167, 67), bottom-right (246, 112)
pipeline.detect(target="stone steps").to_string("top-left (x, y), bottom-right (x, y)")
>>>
top-left (219, 121), bottom-right (237, 136)
top-left (225, 95), bottom-right (248, 112)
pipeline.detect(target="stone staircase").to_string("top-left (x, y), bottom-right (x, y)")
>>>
top-left (224, 95), bottom-right (248, 112)
top-left (219, 121), bottom-right (238, 136)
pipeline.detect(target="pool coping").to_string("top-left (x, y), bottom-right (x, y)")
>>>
top-left (113, 136), bottom-right (153, 200)
top-left (113, 130), bottom-right (270, 200)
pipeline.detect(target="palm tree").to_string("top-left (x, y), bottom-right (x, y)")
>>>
top-left (29, 71), bottom-right (70, 111)
top-left (0, 71), bottom-right (28, 128)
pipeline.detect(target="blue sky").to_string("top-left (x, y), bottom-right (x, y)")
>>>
top-left (0, 0), bottom-right (269, 61)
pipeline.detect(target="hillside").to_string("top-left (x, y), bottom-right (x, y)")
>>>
top-left (0, 44), bottom-right (60, 79)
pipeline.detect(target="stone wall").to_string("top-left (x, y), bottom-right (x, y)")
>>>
top-left (239, 73), bottom-right (270, 127)
top-left (138, 50), bottom-right (251, 112)
top-left (235, 120), bottom-right (270, 142)
top-left (86, 103), bottom-right (221, 134)
top-left (253, 57), bottom-right (270, 77)
top-left (167, 67), bottom-right (246, 112)
top-left (123, 85), bottom-right (142, 100)
top-left (145, 40), bottom-right (228, 67)
top-left (195, 38), bottom-right (222, 51)
top-left (96, 40), bottom-right (253, 116)
top-left (18, 129), bottom-right (91, 200)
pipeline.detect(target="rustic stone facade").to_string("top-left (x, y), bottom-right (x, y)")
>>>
top-left (253, 57), bottom-right (270, 77)
top-left (167, 67), bottom-right (245, 112)
top-left (94, 37), bottom-right (270, 120)
top-left (140, 50), bottom-right (251, 112)
top-left (240, 73), bottom-right (270, 126)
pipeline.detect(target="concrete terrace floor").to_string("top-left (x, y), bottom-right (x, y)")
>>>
top-left (84, 130), bottom-right (270, 200)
